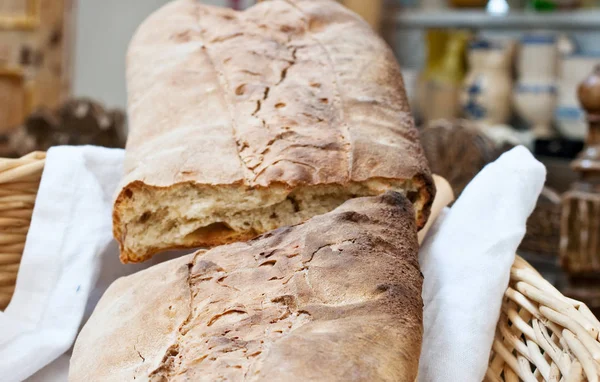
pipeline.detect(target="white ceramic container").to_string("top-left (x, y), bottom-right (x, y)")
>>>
top-left (460, 39), bottom-right (513, 126)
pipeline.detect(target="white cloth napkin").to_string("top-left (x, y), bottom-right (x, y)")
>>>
top-left (418, 146), bottom-right (546, 381)
top-left (0, 145), bottom-right (545, 382)
top-left (0, 146), bottom-right (124, 382)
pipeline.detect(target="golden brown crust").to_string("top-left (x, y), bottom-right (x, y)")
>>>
top-left (72, 192), bottom-right (423, 381)
top-left (114, 0), bottom-right (434, 262)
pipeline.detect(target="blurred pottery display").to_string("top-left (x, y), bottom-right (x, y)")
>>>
top-left (517, 33), bottom-right (558, 78)
top-left (554, 106), bottom-right (586, 139)
top-left (460, 39), bottom-right (512, 127)
top-left (556, 54), bottom-right (600, 140)
top-left (417, 30), bottom-right (469, 123)
top-left (513, 82), bottom-right (558, 138)
top-left (560, 65), bottom-right (600, 312)
top-left (513, 34), bottom-right (558, 139)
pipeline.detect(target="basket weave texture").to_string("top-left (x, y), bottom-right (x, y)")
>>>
top-left (1, 153), bottom-right (599, 381)
top-left (560, 191), bottom-right (600, 275)
top-left (520, 187), bottom-right (561, 258)
top-left (487, 256), bottom-right (600, 381)
top-left (0, 152), bottom-right (45, 310)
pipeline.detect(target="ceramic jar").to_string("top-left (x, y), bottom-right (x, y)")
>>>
top-left (555, 54), bottom-right (600, 140)
top-left (513, 82), bottom-right (558, 138)
top-left (460, 39), bottom-right (513, 127)
top-left (513, 34), bottom-right (558, 139)
top-left (517, 34), bottom-right (558, 78)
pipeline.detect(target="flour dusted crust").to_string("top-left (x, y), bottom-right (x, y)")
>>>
top-left (113, 0), bottom-right (434, 263)
top-left (72, 192), bottom-right (423, 381)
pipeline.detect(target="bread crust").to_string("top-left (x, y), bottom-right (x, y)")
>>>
top-left (114, 0), bottom-right (434, 262)
top-left (73, 192), bottom-right (423, 381)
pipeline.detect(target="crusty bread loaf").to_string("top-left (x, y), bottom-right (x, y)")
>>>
top-left (113, 0), bottom-right (434, 263)
top-left (73, 192), bottom-right (423, 381)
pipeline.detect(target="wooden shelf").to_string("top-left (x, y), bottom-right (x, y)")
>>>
top-left (391, 9), bottom-right (600, 29)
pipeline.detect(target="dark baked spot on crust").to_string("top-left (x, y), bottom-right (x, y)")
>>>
top-left (207, 309), bottom-right (248, 326)
top-left (335, 211), bottom-right (369, 224)
top-left (235, 84), bottom-right (246, 96)
top-left (258, 259), bottom-right (277, 267)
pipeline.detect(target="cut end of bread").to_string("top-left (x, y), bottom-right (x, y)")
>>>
top-left (113, 177), bottom-right (432, 263)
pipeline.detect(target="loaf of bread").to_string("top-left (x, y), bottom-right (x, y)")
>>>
top-left (113, 0), bottom-right (434, 263)
top-left (72, 192), bottom-right (423, 381)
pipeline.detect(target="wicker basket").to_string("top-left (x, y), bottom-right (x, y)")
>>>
top-left (520, 187), bottom-right (562, 258)
top-left (0, 152), bottom-right (45, 310)
top-left (560, 190), bottom-right (600, 275)
top-left (487, 256), bottom-right (600, 381)
top-left (1, 153), bottom-right (599, 381)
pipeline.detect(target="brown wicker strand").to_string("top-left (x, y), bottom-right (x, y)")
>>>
top-left (0, 160), bottom-right (45, 184)
top-left (0, 253), bottom-right (21, 266)
top-left (0, 152), bottom-right (44, 310)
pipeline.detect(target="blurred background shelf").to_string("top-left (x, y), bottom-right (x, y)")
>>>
top-left (392, 9), bottom-right (600, 29)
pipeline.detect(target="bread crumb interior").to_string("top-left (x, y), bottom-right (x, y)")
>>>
top-left (118, 179), bottom-right (421, 258)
